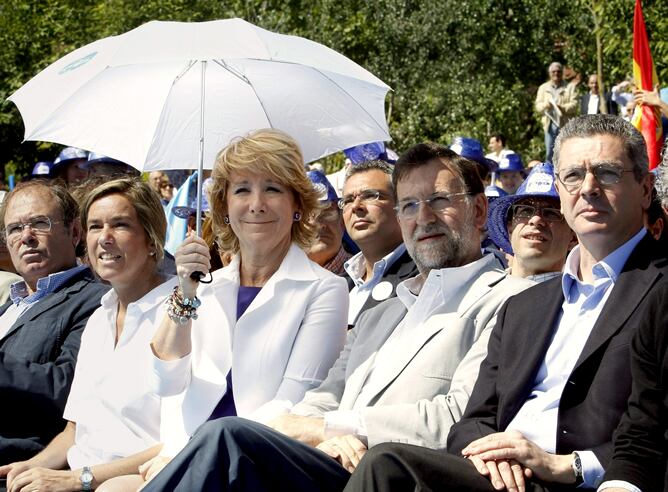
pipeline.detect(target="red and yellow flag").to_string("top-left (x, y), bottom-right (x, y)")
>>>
top-left (632, 0), bottom-right (663, 170)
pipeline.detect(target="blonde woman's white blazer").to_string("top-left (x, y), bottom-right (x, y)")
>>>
top-left (151, 244), bottom-right (349, 455)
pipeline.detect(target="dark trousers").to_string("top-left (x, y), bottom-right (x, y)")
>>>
top-left (344, 443), bottom-right (560, 492)
top-left (141, 417), bottom-right (351, 492)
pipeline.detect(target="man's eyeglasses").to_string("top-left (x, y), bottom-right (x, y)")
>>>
top-left (394, 192), bottom-right (470, 219)
top-left (556, 164), bottom-right (635, 193)
top-left (5, 216), bottom-right (59, 242)
top-left (511, 203), bottom-right (564, 223)
top-left (338, 189), bottom-right (389, 210)
top-left (318, 208), bottom-right (341, 223)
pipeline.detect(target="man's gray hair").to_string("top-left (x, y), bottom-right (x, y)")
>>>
top-left (656, 150), bottom-right (668, 208)
top-left (344, 159), bottom-right (394, 183)
top-left (552, 114), bottom-right (648, 182)
top-left (548, 61), bottom-right (563, 72)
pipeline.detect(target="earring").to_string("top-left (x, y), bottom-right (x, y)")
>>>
top-left (224, 215), bottom-right (230, 225)
top-left (293, 212), bottom-right (302, 222)
top-left (149, 251), bottom-right (156, 257)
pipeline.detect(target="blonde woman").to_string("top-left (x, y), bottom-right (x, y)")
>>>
top-left (103, 130), bottom-right (349, 490)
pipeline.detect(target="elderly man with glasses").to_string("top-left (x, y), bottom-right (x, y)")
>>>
top-left (344, 114), bottom-right (668, 492)
top-left (0, 181), bottom-right (108, 465)
top-left (305, 170), bottom-right (351, 275)
top-left (137, 143), bottom-right (534, 492)
top-left (487, 163), bottom-right (576, 282)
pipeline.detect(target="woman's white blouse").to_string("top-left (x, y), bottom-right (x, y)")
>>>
top-left (152, 244), bottom-right (349, 456)
top-left (64, 276), bottom-right (178, 469)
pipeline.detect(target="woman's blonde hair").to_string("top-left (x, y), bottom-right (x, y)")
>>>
top-left (209, 129), bottom-right (320, 254)
top-left (81, 177), bottom-right (167, 263)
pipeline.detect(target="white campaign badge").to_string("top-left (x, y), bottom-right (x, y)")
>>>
top-left (371, 281), bottom-right (394, 301)
top-left (524, 172), bottom-right (553, 193)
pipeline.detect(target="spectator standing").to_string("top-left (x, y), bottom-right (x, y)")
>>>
top-left (535, 62), bottom-right (578, 162)
top-left (581, 74), bottom-right (618, 115)
top-left (485, 133), bottom-right (513, 163)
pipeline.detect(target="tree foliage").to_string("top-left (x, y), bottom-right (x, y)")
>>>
top-left (0, 0), bottom-right (666, 178)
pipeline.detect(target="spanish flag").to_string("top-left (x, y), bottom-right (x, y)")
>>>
top-left (632, 0), bottom-right (663, 170)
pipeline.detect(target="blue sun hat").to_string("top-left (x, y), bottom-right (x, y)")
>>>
top-left (344, 141), bottom-right (395, 164)
top-left (172, 177), bottom-right (212, 219)
top-left (449, 136), bottom-right (498, 174)
top-left (307, 170), bottom-right (338, 203)
top-left (487, 162), bottom-right (560, 254)
top-left (497, 152), bottom-right (524, 173)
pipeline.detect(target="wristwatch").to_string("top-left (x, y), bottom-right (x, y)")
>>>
top-left (571, 452), bottom-right (584, 486)
top-left (79, 466), bottom-right (94, 491)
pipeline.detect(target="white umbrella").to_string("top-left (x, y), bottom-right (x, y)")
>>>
top-left (8, 18), bottom-right (391, 235)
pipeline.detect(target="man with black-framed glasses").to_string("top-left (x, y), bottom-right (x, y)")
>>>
top-left (0, 181), bottom-right (108, 466)
top-left (338, 160), bottom-right (417, 327)
top-left (487, 163), bottom-right (575, 282)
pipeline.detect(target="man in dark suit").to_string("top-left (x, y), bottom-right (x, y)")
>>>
top-left (580, 74), bottom-right (618, 116)
top-left (0, 181), bottom-right (108, 464)
top-left (345, 114), bottom-right (667, 491)
top-left (339, 160), bottom-right (418, 327)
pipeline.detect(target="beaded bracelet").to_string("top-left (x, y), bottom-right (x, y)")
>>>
top-left (166, 286), bottom-right (201, 324)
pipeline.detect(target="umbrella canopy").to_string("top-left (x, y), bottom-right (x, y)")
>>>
top-left (8, 18), bottom-right (391, 170)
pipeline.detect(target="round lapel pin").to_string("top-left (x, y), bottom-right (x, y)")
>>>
top-left (371, 281), bottom-right (393, 301)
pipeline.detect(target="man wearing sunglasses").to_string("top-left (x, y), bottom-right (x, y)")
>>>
top-left (487, 163), bottom-right (575, 282)
top-left (345, 114), bottom-right (668, 491)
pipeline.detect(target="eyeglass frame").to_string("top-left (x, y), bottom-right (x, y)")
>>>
top-left (394, 191), bottom-right (471, 219)
top-left (318, 204), bottom-right (342, 223)
top-left (337, 189), bottom-right (391, 211)
top-left (555, 163), bottom-right (636, 193)
top-left (509, 202), bottom-right (564, 224)
top-left (4, 215), bottom-right (61, 243)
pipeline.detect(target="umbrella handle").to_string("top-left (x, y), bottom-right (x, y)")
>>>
top-left (190, 271), bottom-right (213, 283)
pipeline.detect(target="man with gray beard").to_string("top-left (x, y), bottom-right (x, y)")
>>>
top-left (139, 143), bottom-right (533, 492)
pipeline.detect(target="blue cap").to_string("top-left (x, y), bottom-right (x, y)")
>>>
top-left (484, 184), bottom-right (508, 199)
top-left (344, 141), bottom-right (394, 164)
top-left (307, 170), bottom-right (338, 202)
top-left (449, 137), bottom-right (498, 172)
top-left (31, 161), bottom-right (53, 177)
top-left (487, 162), bottom-right (560, 254)
top-left (172, 178), bottom-right (212, 219)
top-left (52, 147), bottom-right (88, 173)
top-left (83, 152), bottom-right (139, 176)
top-left (497, 153), bottom-right (524, 173)
top-left (54, 147), bottom-right (88, 164)
top-left (84, 152), bottom-right (124, 167)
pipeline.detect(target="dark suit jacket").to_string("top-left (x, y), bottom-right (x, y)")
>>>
top-left (447, 235), bottom-right (668, 479)
top-left (0, 268), bottom-right (109, 463)
top-left (603, 282), bottom-right (668, 492)
top-left (344, 249), bottom-right (418, 327)
top-left (580, 92), bottom-right (618, 116)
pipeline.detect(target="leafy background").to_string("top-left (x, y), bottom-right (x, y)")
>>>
top-left (0, 0), bottom-right (666, 179)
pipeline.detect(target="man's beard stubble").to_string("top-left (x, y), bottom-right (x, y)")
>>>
top-left (405, 218), bottom-right (476, 276)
